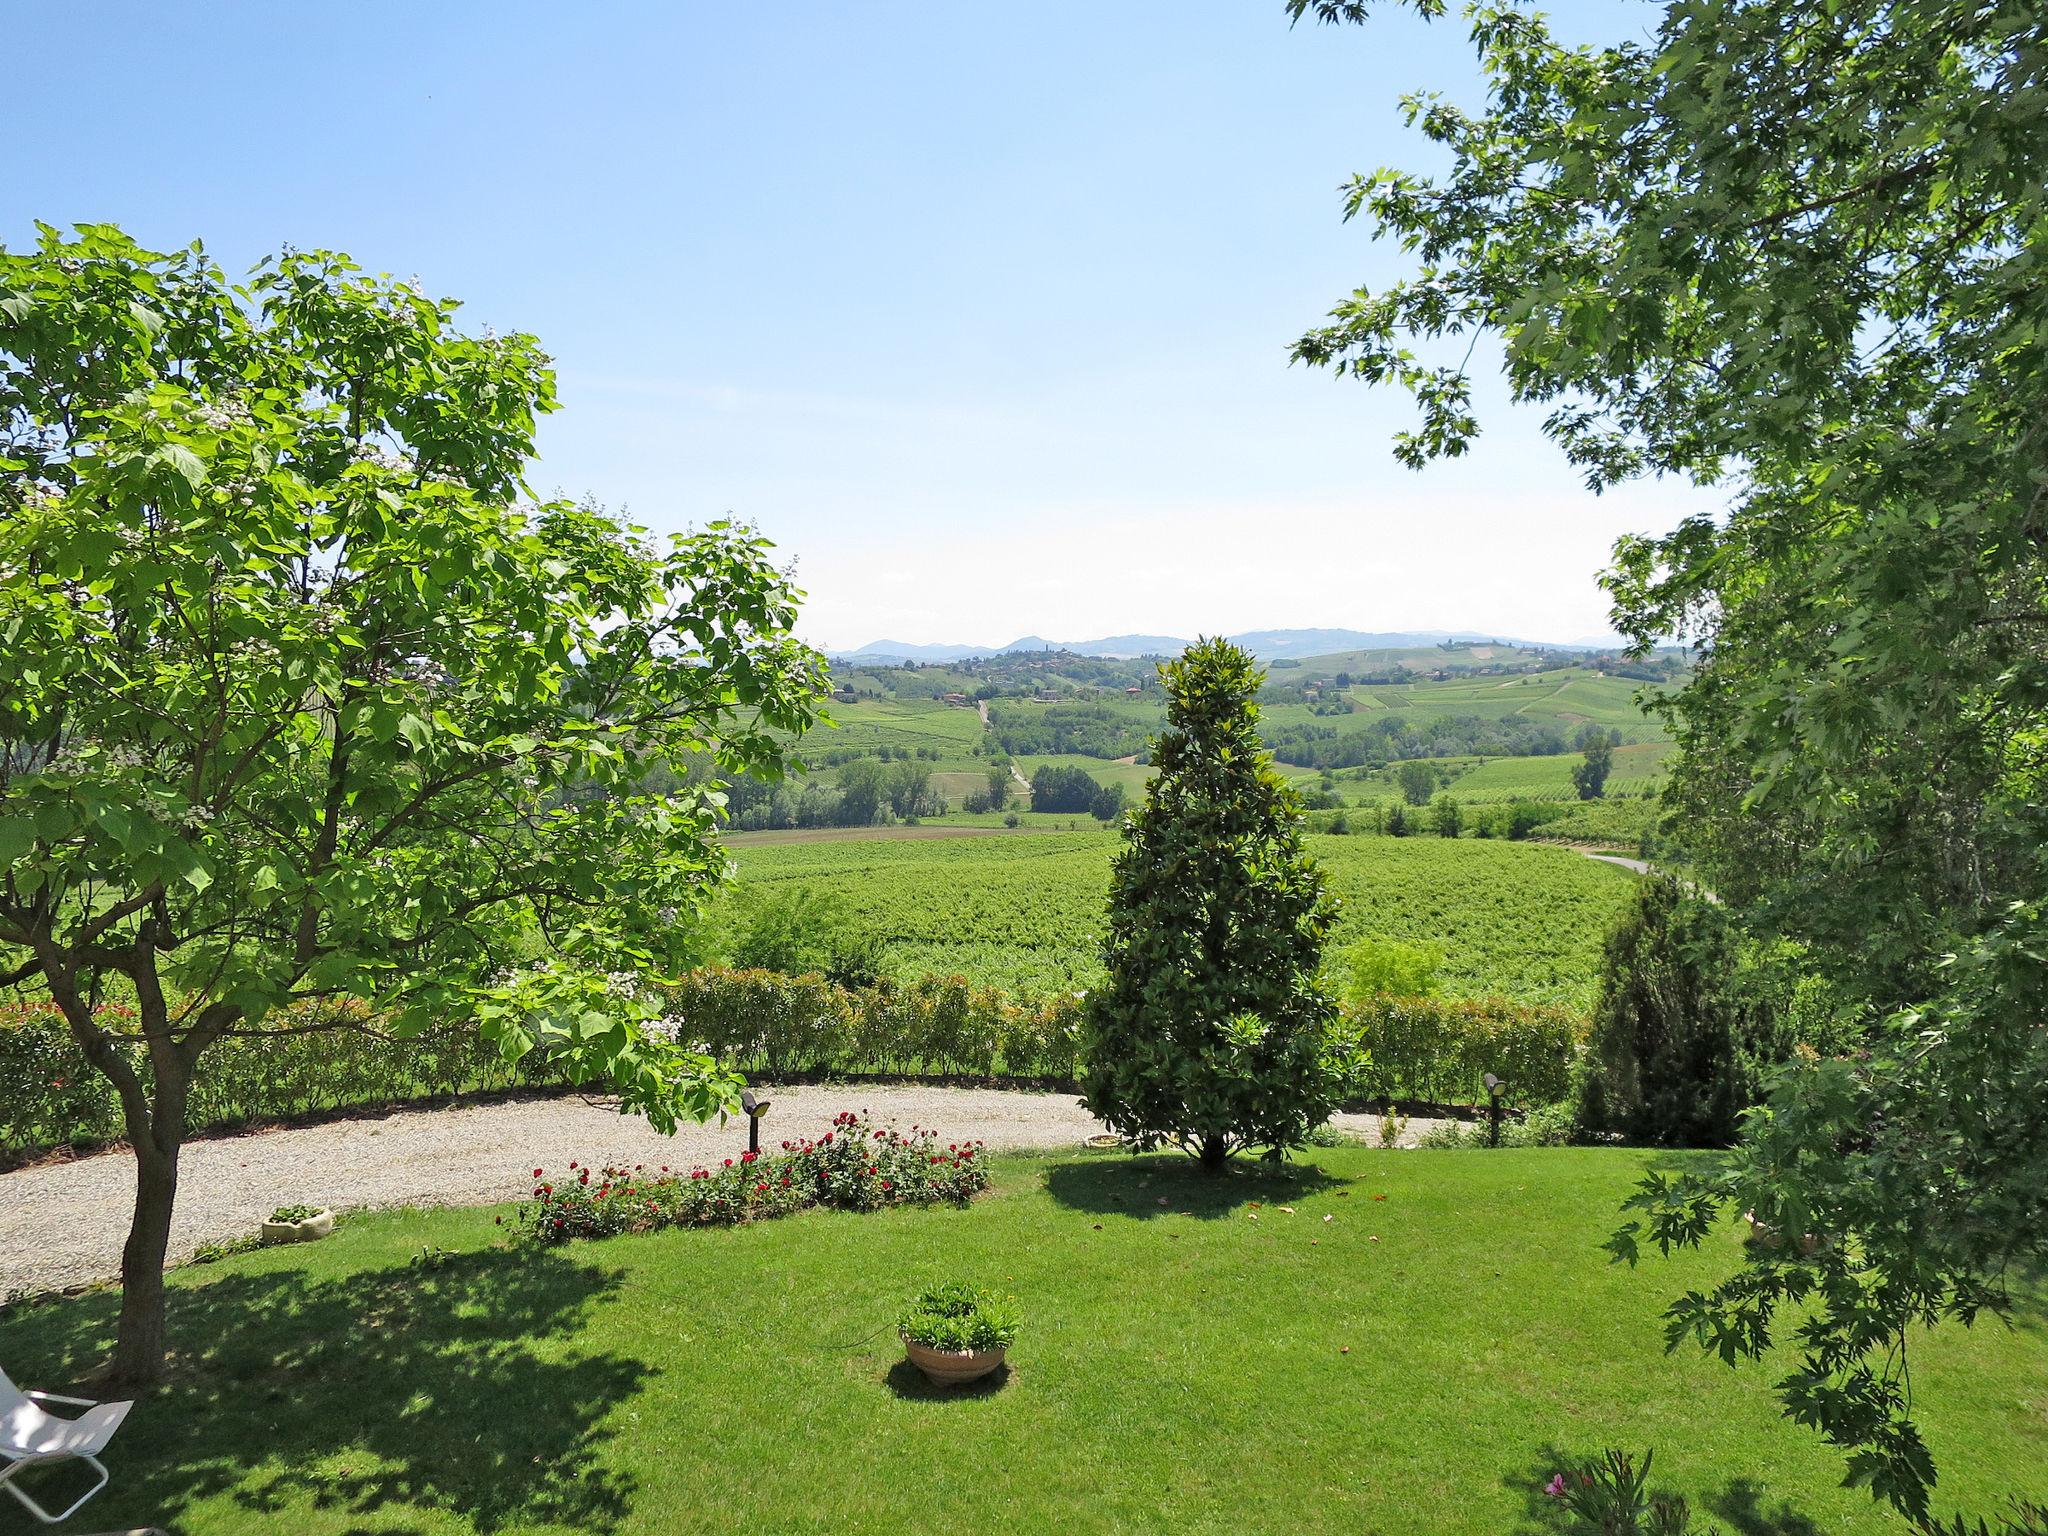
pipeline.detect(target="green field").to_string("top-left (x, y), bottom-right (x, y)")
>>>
top-left (15, 1147), bottom-right (2041, 1536)
top-left (813, 656), bottom-right (1669, 774)
top-left (732, 830), bottom-right (1636, 1007)
top-left (1338, 668), bottom-right (1662, 739)
top-left (1444, 742), bottom-right (1674, 803)
top-left (801, 696), bottom-right (990, 764)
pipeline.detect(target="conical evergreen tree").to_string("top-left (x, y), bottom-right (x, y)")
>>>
top-left (1080, 637), bottom-right (1338, 1170)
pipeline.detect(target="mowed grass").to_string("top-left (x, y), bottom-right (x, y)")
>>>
top-left (731, 831), bottom-right (1637, 1007)
top-left (9, 1147), bottom-right (2042, 1535)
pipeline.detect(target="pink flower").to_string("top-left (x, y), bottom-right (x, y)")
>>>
top-left (1544, 1475), bottom-right (1568, 1500)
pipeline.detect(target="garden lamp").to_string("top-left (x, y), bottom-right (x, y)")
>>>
top-left (1482, 1073), bottom-right (1505, 1148)
top-left (741, 1089), bottom-right (772, 1156)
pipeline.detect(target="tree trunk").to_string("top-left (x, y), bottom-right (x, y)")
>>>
top-left (1198, 1135), bottom-right (1230, 1174)
top-left (103, 1128), bottom-right (180, 1387)
top-left (97, 1009), bottom-right (193, 1391)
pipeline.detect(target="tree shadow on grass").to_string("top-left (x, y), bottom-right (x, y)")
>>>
top-left (1496, 1447), bottom-right (1830, 1536)
top-left (0, 1245), bottom-right (646, 1533)
top-left (1044, 1152), bottom-right (1341, 1220)
top-left (881, 1358), bottom-right (1012, 1401)
top-left (1708, 1477), bottom-right (1827, 1536)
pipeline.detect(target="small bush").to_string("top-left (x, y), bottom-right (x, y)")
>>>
top-left (1333, 938), bottom-right (1443, 1003)
top-left (517, 1112), bottom-right (989, 1244)
top-left (1540, 1448), bottom-right (1717, 1535)
top-left (899, 1283), bottom-right (1019, 1352)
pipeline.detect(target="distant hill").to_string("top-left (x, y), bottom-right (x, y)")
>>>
top-left (836, 627), bottom-right (1607, 664)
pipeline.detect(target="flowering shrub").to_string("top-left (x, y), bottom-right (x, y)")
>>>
top-left (1540, 1449), bottom-right (1717, 1535)
top-left (515, 1112), bottom-right (989, 1244)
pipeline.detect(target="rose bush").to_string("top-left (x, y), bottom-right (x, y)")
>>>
top-left (515, 1111), bottom-right (989, 1244)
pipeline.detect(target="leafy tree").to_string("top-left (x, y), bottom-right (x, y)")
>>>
top-left (1572, 725), bottom-right (1614, 801)
top-left (1029, 762), bottom-right (1104, 814)
top-left (1290, 0), bottom-right (2046, 1515)
top-left (885, 760), bottom-right (935, 819)
top-left (1430, 792), bottom-right (1462, 837)
top-left (985, 764), bottom-right (1010, 811)
top-left (835, 759), bottom-right (887, 826)
top-left (1576, 878), bottom-right (1742, 1147)
top-left (1088, 781), bottom-right (1126, 822)
top-left (0, 226), bottom-right (824, 1383)
top-left (1080, 638), bottom-right (1337, 1171)
top-left (1395, 758), bottom-right (1436, 805)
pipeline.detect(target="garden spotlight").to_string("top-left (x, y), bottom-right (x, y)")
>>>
top-left (1483, 1073), bottom-right (1505, 1148)
top-left (741, 1089), bottom-right (772, 1156)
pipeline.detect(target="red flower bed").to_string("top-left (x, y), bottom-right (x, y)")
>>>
top-left (516, 1111), bottom-right (988, 1244)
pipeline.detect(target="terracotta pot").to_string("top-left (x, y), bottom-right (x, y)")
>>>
top-left (902, 1335), bottom-right (1007, 1386)
top-left (260, 1208), bottom-right (335, 1245)
top-left (1743, 1210), bottom-right (1825, 1255)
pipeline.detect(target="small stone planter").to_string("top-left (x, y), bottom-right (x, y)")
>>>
top-left (1082, 1133), bottom-right (1122, 1150)
top-left (260, 1208), bottom-right (335, 1245)
top-left (902, 1335), bottom-right (1007, 1387)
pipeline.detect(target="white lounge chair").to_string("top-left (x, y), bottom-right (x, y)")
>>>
top-left (0, 1367), bottom-right (133, 1525)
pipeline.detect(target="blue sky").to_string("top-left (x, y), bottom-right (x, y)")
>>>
top-left (11, 0), bottom-right (1710, 650)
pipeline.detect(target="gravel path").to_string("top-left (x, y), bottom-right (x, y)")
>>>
top-left (0, 1088), bottom-right (1443, 1298)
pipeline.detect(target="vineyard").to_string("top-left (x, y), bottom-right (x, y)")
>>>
top-left (729, 830), bottom-right (1636, 1008)
top-left (1442, 741), bottom-right (1673, 803)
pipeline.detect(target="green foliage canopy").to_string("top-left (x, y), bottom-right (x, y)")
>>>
top-left (1290, 0), bottom-right (2047, 1518)
top-left (0, 224), bottom-right (825, 1378)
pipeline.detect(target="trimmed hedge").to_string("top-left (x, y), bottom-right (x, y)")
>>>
top-left (3, 973), bottom-right (1584, 1155)
top-left (1, 997), bottom-right (574, 1154)
top-left (1324, 993), bottom-right (1586, 1106)
top-left (0, 973), bottom-right (1083, 1155)
top-left (650, 969), bottom-right (1083, 1081)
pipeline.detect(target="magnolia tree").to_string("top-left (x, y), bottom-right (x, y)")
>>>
top-left (1081, 638), bottom-right (1337, 1169)
top-left (0, 225), bottom-right (826, 1383)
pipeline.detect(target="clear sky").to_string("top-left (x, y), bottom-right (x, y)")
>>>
top-left (11, 0), bottom-right (1712, 651)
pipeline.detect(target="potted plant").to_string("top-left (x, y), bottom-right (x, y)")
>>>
top-left (898, 1283), bottom-right (1018, 1386)
top-left (261, 1202), bottom-right (334, 1244)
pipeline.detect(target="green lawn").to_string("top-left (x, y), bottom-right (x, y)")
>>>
top-left (9, 1147), bottom-right (2042, 1534)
